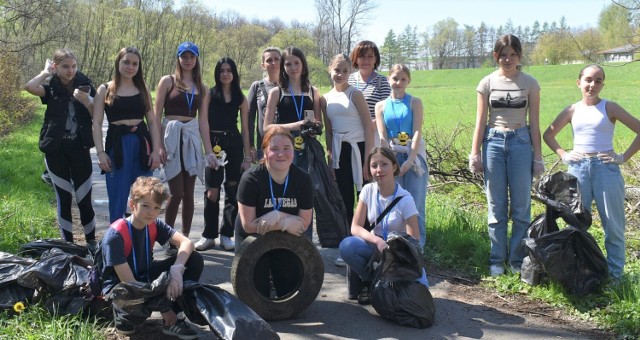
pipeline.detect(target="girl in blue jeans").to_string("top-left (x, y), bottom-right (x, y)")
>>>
top-left (340, 147), bottom-right (428, 305)
top-left (469, 35), bottom-right (544, 277)
top-left (374, 64), bottom-right (428, 249)
top-left (543, 64), bottom-right (640, 280)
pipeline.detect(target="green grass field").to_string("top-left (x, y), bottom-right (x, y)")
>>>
top-left (403, 62), bottom-right (640, 158)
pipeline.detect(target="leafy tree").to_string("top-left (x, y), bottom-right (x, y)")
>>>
top-left (380, 29), bottom-right (399, 70)
top-left (428, 18), bottom-right (459, 69)
top-left (598, 3), bottom-right (634, 48)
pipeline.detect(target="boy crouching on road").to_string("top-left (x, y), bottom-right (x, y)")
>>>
top-left (100, 176), bottom-right (204, 338)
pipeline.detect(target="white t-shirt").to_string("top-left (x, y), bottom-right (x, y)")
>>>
top-left (360, 182), bottom-right (418, 238)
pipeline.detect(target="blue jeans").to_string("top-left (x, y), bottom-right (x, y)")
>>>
top-left (395, 153), bottom-right (428, 249)
top-left (106, 134), bottom-right (152, 223)
top-left (568, 158), bottom-right (626, 279)
top-left (483, 126), bottom-right (532, 268)
top-left (339, 235), bottom-right (429, 287)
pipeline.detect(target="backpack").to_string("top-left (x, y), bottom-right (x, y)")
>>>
top-left (88, 219), bottom-right (158, 296)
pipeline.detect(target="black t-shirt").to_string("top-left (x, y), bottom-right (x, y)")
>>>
top-left (100, 218), bottom-right (175, 295)
top-left (237, 163), bottom-right (313, 218)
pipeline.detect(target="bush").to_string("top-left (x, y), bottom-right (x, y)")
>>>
top-left (0, 52), bottom-right (36, 137)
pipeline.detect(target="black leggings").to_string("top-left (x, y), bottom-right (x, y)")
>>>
top-left (45, 139), bottom-right (95, 242)
top-left (334, 141), bottom-right (366, 224)
top-left (203, 130), bottom-right (243, 239)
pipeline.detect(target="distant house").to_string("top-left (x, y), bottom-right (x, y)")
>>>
top-left (599, 44), bottom-right (639, 62)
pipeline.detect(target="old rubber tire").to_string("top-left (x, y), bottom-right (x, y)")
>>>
top-left (230, 232), bottom-right (324, 321)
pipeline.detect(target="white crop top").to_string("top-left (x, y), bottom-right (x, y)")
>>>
top-left (571, 99), bottom-right (614, 153)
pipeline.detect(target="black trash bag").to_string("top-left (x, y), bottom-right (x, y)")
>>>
top-left (535, 171), bottom-right (592, 229)
top-left (370, 232), bottom-right (435, 328)
top-left (0, 252), bottom-right (36, 313)
top-left (17, 248), bottom-right (93, 293)
top-left (108, 272), bottom-right (173, 325)
top-left (18, 239), bottom-right (88, 259)
top-left (521, 171), bottom-right (607, 295)
top-left (525, 226), bottom-right (608, 295)
top-left (305, 137), bottom-right (350, 248)
top-left (179, 282), bottom-right (279, 340)
top-left (15, 248), bottom-right (104, 315)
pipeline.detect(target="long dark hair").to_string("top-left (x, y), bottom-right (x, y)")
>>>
top-left (279, 46), bottom-right (311, 93)
top-left (211, 57), bottom-right (244, 107)
top-left (106, 47), bottom-right (151, 111)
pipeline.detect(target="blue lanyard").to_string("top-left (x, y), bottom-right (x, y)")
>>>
top-left (126, 219), bottom-right (150, 282)
top-left (269, 173), bottom-right (289, 211)
top-left (377, 183), bottom-right (398, 241)
top-left (390, 97), bottom-right (406, 136)
top-left (356, 73), bottom-right (374, 93)
top-left (288, 84), bottom-right (304, 121)
top-left (185, 86), bottom-right (195, 114)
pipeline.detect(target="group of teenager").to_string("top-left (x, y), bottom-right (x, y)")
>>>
top-left (23, 32), bottom-right (638, 336)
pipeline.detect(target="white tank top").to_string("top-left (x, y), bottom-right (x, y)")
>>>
top-left (571, 99), bottom-right (614, 153)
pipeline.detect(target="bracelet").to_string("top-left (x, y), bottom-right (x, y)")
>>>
top-left (243, 156), bottom-right (252, 161)
top-left (97, 151), bottom-right (106, 155)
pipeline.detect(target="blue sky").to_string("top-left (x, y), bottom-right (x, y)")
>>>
top-left (203, 0), bottom-right (611, 46)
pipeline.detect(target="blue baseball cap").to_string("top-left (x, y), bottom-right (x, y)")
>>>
top-left (177, 42), bottom-right (199, 57)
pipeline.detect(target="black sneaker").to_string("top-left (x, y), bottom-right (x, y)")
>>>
top-left (115, 321), bottom-right (135, 335)
top-left (162, 319), bottom-right (198, 339)
top-left (357, 284), bottom-right (371, 305)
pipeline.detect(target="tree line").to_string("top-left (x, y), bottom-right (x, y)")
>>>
top-left (1, 0), bottom-right (638, 91)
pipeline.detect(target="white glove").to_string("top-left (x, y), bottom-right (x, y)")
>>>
top-left (280, 215), bottom-right (306, 236)
top-left (533, 160), bottom-right (545, 178)
top-left (205, 153), bottom-right (217, 169)
top-left (256, 210), bottom-right (282, 235)
top-left (44, 59), bottom-right (54, 75)
top-left (167, 264), bottom-right (185, 300)
top-left (561, 150), bottom-right (582, 165)
top-left (389, 140), bottom-right (411, 154)
top-left (468, 154), bottom-right (483, 174)
top-left (411, 158), bottom-right (426, 176)
top-left (598, 151), bottom-right (625, 164)
top-left (215, 151), bottom-right (229, 168)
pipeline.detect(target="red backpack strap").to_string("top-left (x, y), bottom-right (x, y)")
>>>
top-left (149, 220), bottom-right (157, 246)
top-left (111, 219), bottom-right (132, 257)
top-left (111, 219), bottom-right (159, 257)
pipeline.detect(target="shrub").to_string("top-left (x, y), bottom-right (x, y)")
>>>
top-left (0, 52), bottom-right (36, 137)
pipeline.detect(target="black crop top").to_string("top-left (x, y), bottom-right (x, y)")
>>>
top-left (163, 78), bottom-right (201, 118)
top-left (104, 92), bottom-right (146, 122)
top-left (208, 95), bottom-right (240, 131)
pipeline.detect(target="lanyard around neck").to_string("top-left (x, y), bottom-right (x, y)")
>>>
top-left (377, 183), bottom-right (398, 241)
top-left (288, 84), bottom-right (304, 121)
top-left (269, 173), bottom-right (289, 211)
top-left (390, 96), bottom-right (407, 136)
top-left (185, 86), bottom-right (195, 114)
top-left (356, 72), bottom-right (375, 93)
top-left (126, 218), bottom-right (150, 282)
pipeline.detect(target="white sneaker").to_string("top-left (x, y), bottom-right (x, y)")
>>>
top-left (221, 235), bottom-right (235, 251)
top-left (334, 256), bottom-right (346, 267)
top-left (195, 237), bottom-right (216, 251)
top-left (489, 264), bottom-right (505, 277)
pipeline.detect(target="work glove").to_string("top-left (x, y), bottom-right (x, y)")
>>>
top-left (280, 215), bottom-right (306, 236)
top-left (389, 139), bottom-right (411, 154)
top-left (256, 210), bottom-right (282, 235)
top-left (468, 154), bottom-right (483, 174)
top-left (561, 150), bottom-right (583, 165)
top-left (598, 151), bottom-right (625, 164)
top-left (44, 59), bottom-right (54, 75)
top-left (533, 160), bottom-right (545, 178)
top-left (167, 264), bottom-right (185, 301)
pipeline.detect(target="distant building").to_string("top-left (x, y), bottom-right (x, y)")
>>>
top-left (599, 44), bottom-right (639, 63)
